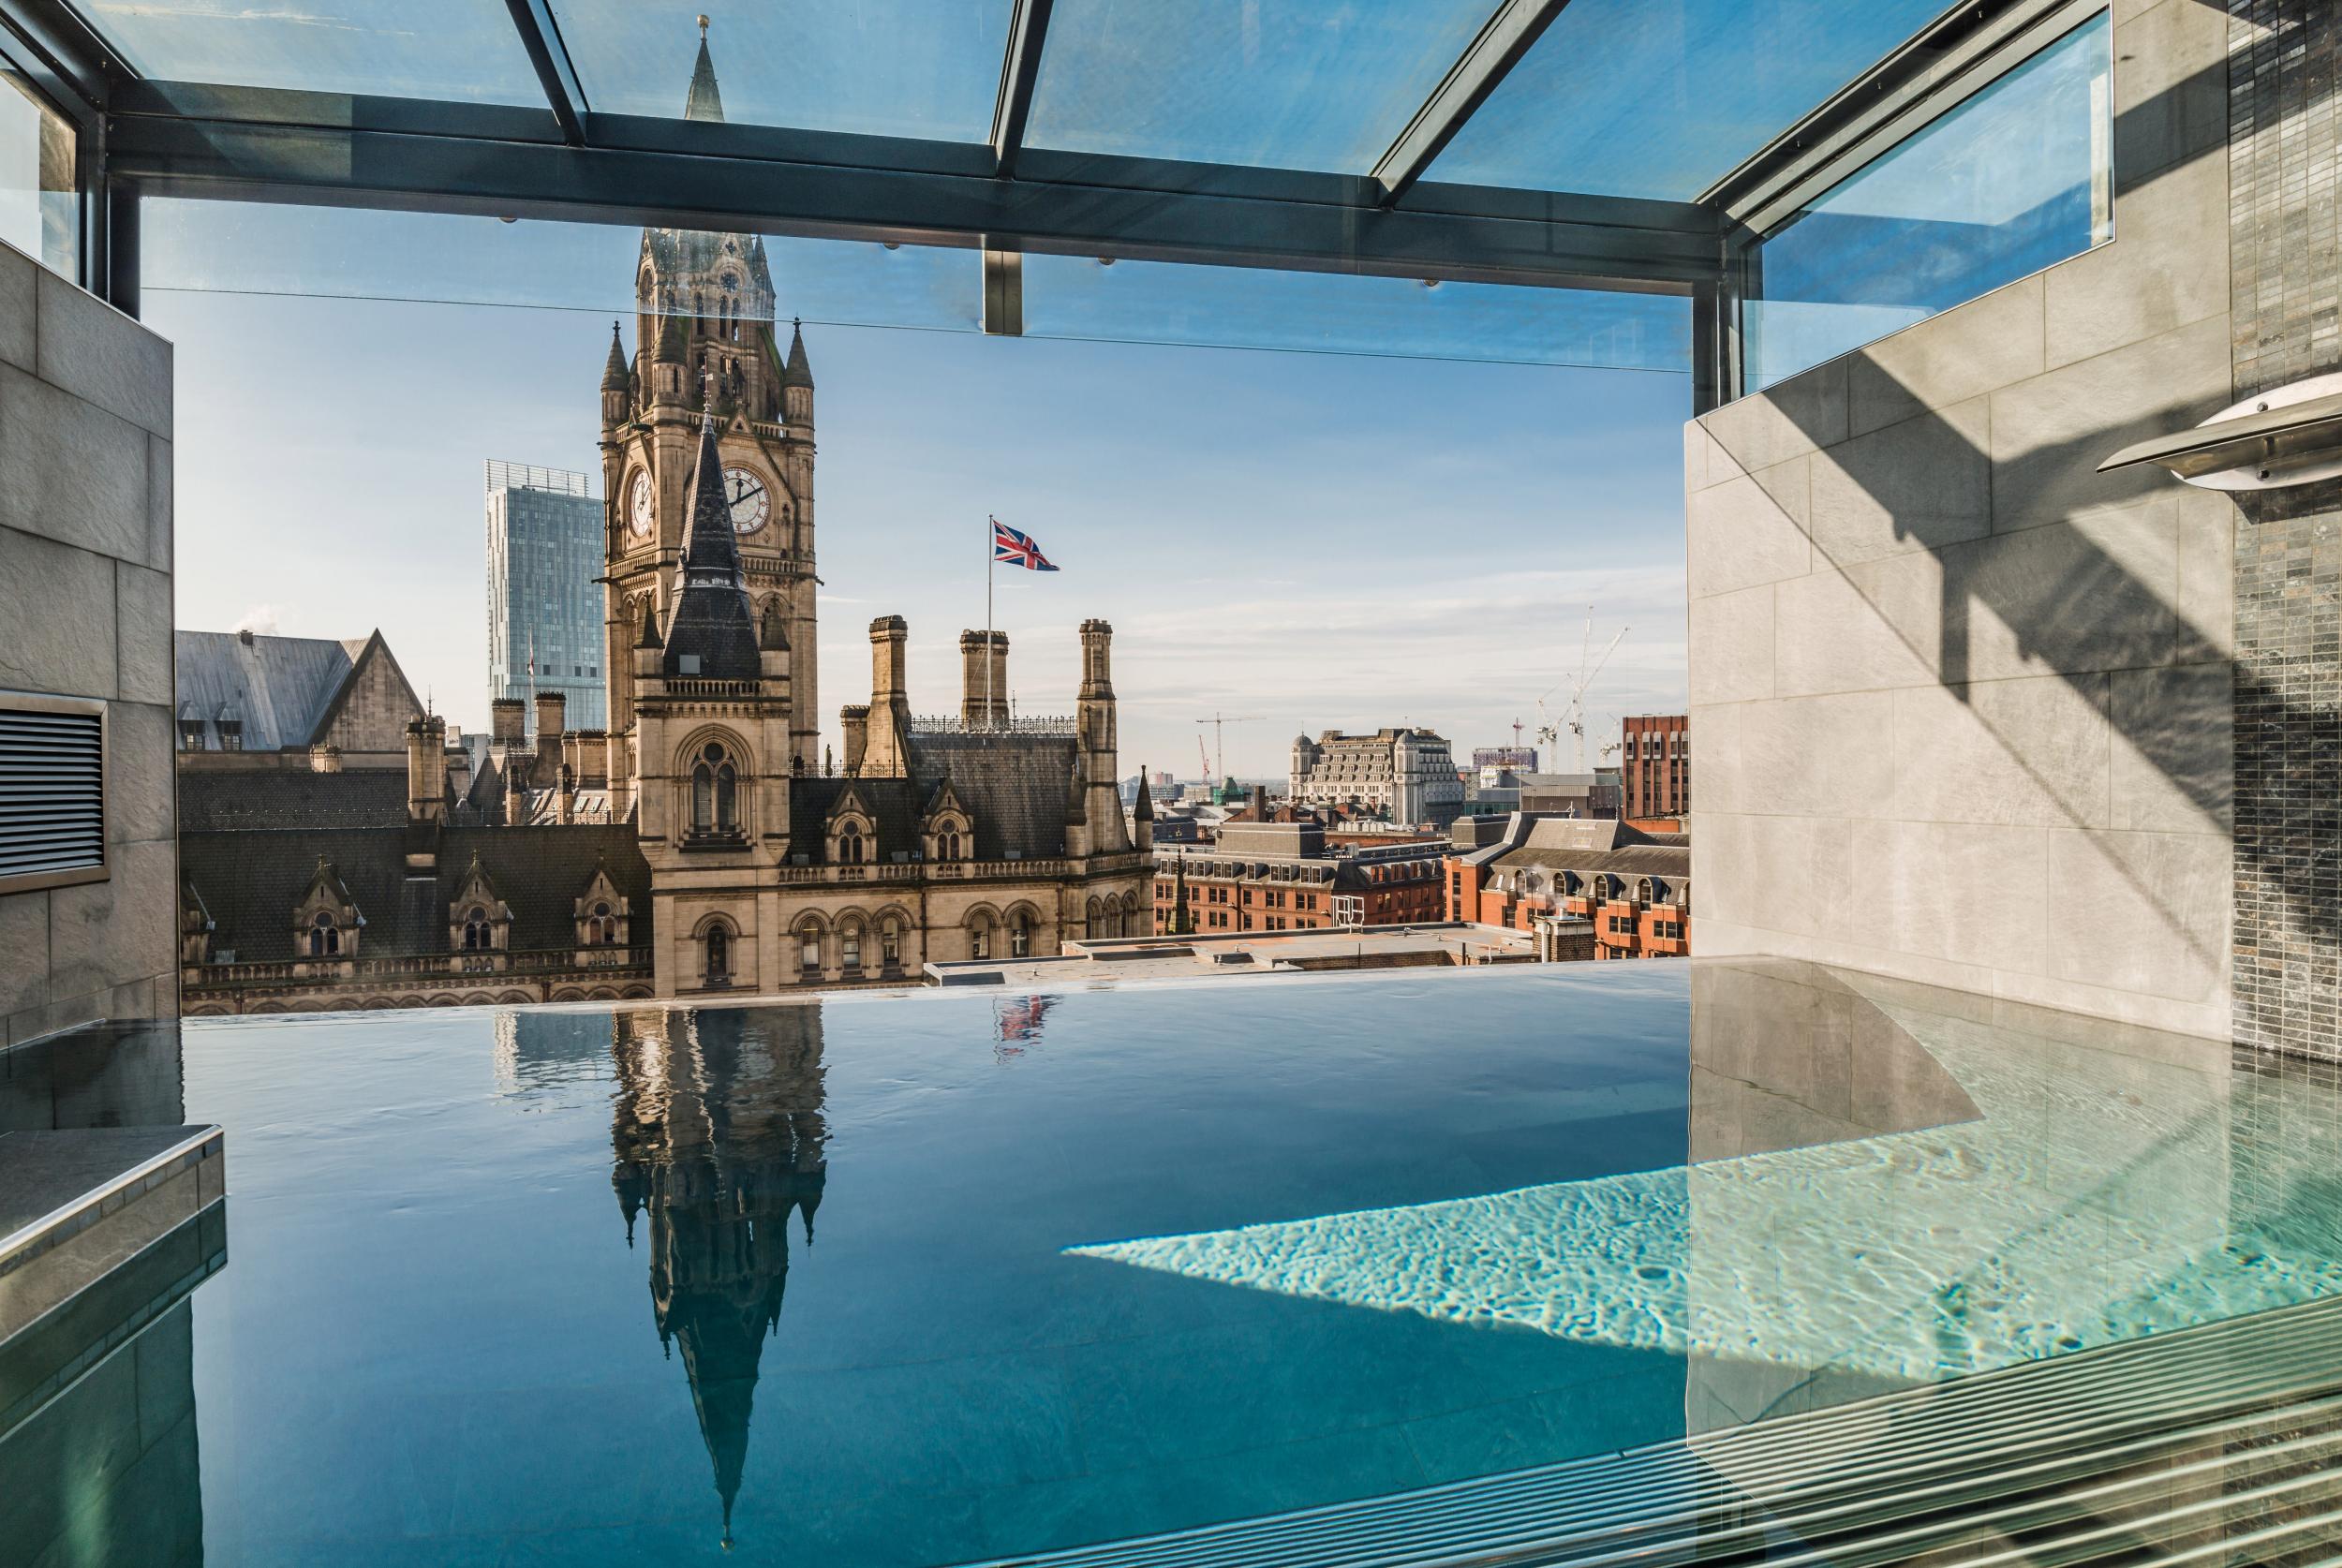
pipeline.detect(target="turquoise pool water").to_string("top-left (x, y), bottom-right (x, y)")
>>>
top-left (12, 958), bottom-right (2342, 1565)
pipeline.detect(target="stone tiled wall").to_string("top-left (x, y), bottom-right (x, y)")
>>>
top-left (0, 247), bottom-right (176, 1046)
top-left (2229, 0), bottom-right (2342, 1056)
top-left (1686, 0), bottom-right (2239, 1036)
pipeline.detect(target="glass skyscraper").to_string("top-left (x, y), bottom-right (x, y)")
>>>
top-left (484, 461), bottom-right (605, 733)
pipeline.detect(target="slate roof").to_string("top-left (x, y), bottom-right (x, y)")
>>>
top-left (1492, 817), bottom-right (1690, 883)
top-left (782, 732), bottom-right (1081, 865)
top-left (178, 768), bottom-right (415, 831)
top-left (663, 418), bottom-right (763, 682)
top-left (175, 630), bottom-right (365, 751)
top-left (181, 822), bottom-right (652, 963)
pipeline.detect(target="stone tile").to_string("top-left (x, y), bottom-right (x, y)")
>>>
top-left (113, 562), bottom-right (173, 707)
top-left (108, 702), bottom-right (176, 846)
top-left (1687, 456), bottom-right (1810, 598)
top-left (2110, 663), bottom-right (2231, 834)
top-left (1947, 501), bottom-right (2180, 682)
top-left (47, 838), bottom-right (174, 1011)
top-left (1698, 357), bottom-right (1848, 474)
top-left (1846, 275), bottom-right (2044, 438)
top-left (2110, 0), bottom-right (2231, 185)
top-left (0, 364), bottom-right (151, 563)
top-left (0, 242), bottom-right (35, 374)
top-left (1890, 673), bottom-right (2113, 829)
top-left (0, 525), bottom-right (116, 700)
top-left (1810, 397), bottom-right (1993, 568)
top-left (2046, 828), bottom-right (2228, 1002)
top-left (1773, 560), bottom-right (1941, 697)
top-left (1736, 691), bottom-right (1895, 818)
top-left (1993, 966), bottom-right (2229, 1043)
top-left (145, 435), bottom-right (171, 575)
top-left (1852, 819), bottom-right (2049, 975)
top-left (1686, 702), bottom-right (1742, 815)
top-left (1683, 420), bottom-right (1727, 493)
top-left (1989, 314), bottom-right (2230, 532)
top-left (35, 267), bottom-right (172, 438)
top-left (0, 891), bottom-right (47, 1019)
top-left (2044, 154), bottom-right (2227, 371)
top-left (6, 992), bottom-right (99, 1048)
top-left (2172, 486), bottom-right (2233, 663)
top-left (1687, 584), bottom-right (1774, 705)
top-left (1696, 812), bottom-right (1853, 942)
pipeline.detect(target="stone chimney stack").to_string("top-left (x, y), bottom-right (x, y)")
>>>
top-left (406, 717), bottom-right (447, 822)
top-left (309, 743), bottom-right (343, 775)
top-left (861, 615), bottom-right (912, 777)
top-left (491, 698), bottom-right (526, 750)
top-left (956, 629), bottom-right (1009, 729)
top-left (1251, 783), bottom-right (1268, 821)
top-left (839, 703), bottom-right (869, 776)
top-left (535, 689), bottom-right (565, 742)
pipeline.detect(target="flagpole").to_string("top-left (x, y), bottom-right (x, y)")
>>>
top-left (985, 515), bottom-right (995, 731)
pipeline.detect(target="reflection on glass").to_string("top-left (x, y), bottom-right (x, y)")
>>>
top-left (549, 3), bottom-right (1007, 141)
top-left (610, 1006), bottom-right (829, 1548)
top-left (1742, 13), bottom-right (2112, 392)
top-left (141, 199), bottom-right (981, 333)
top-left (0, 71), bottom-right (74, 280)
top-left (82, 0), bottom-right (544, 104)
top-left (1428, 0), bottom-right (1951, 199)
top-left (1025, 0), bottom-right (1493, 173)
top-left (1023, 253), bottom-right (1691, 373)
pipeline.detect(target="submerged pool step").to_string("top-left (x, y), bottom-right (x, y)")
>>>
top-left (960, 1292), bottom-right (2342, 1568)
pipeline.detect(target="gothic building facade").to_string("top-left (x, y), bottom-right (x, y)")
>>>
top-left (598, 22), bottom-right (1146, 998)
top-left (172, 23), bottom-right (1148, 1010)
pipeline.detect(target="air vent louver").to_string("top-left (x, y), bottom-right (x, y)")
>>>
top-left (0, 704), bottom-right (104, 884)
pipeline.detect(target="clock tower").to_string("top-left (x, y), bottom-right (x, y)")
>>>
top-left (599, 19), bottom-right (818, 787)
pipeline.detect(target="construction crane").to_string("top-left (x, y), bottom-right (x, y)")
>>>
top-left (1533, 610), bottom-right (1628, 774)
top-left (1194, 734), bottom-right (1213, 787)
top-left (1195, 712), bottom-right (1264, 787)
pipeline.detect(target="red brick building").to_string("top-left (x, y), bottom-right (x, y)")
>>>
top-left (1621, 715), bottom-right (1689, 822)
top-left (1445, 814), bottom-right (1689, 960)
top-left (1152, 821), bottom-right (1445, 935)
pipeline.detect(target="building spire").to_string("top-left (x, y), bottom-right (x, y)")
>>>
top-left (685, 16), bottom-right (725, 124)
top-left (601, 320), bottom-right (629, 391)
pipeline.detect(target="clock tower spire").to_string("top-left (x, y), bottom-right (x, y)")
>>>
top-left (600, 18), bottom-right (820, 780)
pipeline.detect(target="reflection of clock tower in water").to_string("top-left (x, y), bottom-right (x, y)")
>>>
top-left (599, 19), bottom-right (818, 774)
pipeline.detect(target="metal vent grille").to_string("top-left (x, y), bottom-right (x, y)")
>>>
top-left (0, 704), bottom-right (104, 884)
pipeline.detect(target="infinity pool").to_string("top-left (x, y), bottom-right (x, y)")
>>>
top-left (11, 958), bottom-right (2342, 1565)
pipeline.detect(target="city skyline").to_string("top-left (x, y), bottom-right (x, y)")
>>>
top-left (151, 283), bottom-right (1691, 777)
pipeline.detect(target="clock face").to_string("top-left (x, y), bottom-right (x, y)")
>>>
top-left (724, 466), bottom-right (771, 534)
top-left (627, 471), bottom-right (654, 538)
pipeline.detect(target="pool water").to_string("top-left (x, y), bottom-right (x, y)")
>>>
top-left (17, 958), bottom-right (2342, 1565)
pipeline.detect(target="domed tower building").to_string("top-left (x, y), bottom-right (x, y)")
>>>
top-left (600, 16), bottom-right (819, 791)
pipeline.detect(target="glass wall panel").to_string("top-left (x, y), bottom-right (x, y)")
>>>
top-left (548, 1), bottom-right (1008, 141)
top-left (1024, 0), bottom-right (1493, 173)
top-left (79, 0), bottom-right (543, 103)
top-left (0, 70), bottom-right (74, 279)
top-left (1022, 254), bottom-right (1689, 373)
top-left (1741, 13), bottom-right (2112, 392)
top-left (1428, 0), bottom-right (1951, 199)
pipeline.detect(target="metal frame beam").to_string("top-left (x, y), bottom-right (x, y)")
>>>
top-left (500, 0), bottom-right (589, 148)
top-left (104, 81), bottom-right (1721, 291)
top-left (1371, 0), bottom-right (1568, 209)
top-left (989, 0), bottom-right (1052, 181)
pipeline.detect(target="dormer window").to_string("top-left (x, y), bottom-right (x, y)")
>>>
top-left (461, 907), bottom-right (492, 950)
top-left (308, 910), bottom-right (339, 957)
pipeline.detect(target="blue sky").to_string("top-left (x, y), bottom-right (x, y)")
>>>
top-left (150, 283), bottom-right (1691, 782)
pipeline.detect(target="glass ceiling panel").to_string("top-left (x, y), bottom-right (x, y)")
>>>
top-left (77, 0), bottom-right (545, 104)
top-left (1427, 0), bottom-right (1956, 200)
top-left (1025, 0), bottom-right (1500, 173)
top-left (547, 1), bottom-right (1008, 141)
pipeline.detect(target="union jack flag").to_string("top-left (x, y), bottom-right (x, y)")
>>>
top-left (995, 993), bottom-right (1056, 1049)
top-left (992, 519), bottom-right (1060, 572)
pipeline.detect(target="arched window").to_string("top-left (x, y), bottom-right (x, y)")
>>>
top-left (1010, 911), bottom-right (1033, 959)
top-left (310, 910), bottom-right (338, 956)
top-left (691, 742), bottom-right (738, 833)
top-left (798, 926), bottom-right (823, 972)
top-left (841, 924), bottom-right (862, 971)
top-left (590, 901), bottom-right (615, 945)
top-left (881, 918), bottom-right (901, 967)
top-left (704, 925), bottom-right (730, 983)
top-left (937, 827), bottom-right (965, 862)
top-left (462, 907), bottom-right (491, 950)
top-left (838, 827), bottom-right (865, 865)
top-left (970, 917), bottom-right (991, 961)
